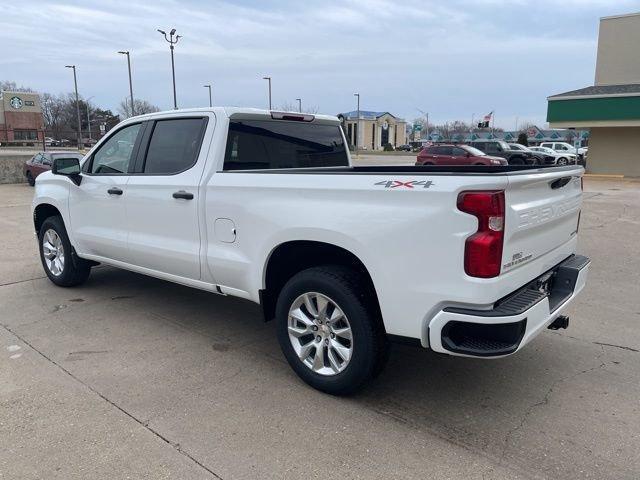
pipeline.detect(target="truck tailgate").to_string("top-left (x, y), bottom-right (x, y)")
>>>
top-left (502, 167), bottom-right (583, 273)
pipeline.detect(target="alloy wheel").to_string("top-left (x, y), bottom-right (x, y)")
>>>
top-left (42, 229), bottom-right (65, 276)
top-left (287, 292), bottom-right (353, 376)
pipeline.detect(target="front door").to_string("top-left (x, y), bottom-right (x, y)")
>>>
top-left (69, 122), bottom-right (143, 261)
top-left (124, 116), bottom-right (210, 280)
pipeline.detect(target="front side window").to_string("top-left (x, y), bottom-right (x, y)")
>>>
top-left (223, 120), bottom-right (349, 170)
top-left (452, 147), bottom-right (467, 156)
top-left (89, 123), bottom-right (141, 174)
top-left (143, 118), bottom-right (206, 174)
top-left (484, 142), bottom-right (498, 153)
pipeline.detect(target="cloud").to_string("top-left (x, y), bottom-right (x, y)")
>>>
top-left (2, 0), bottom-right (639, 127)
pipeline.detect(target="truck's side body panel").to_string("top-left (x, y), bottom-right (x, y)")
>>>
top-left (32, 107), bottom-right (587, 350)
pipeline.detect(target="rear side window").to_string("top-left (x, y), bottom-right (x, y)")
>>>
top-left (143, 118), bottom-right (207, 174)
top-left (223, 120), bottom-right (348, 170)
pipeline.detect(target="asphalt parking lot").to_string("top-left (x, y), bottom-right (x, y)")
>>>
top-left (1, 177), bottom-right (639, 479)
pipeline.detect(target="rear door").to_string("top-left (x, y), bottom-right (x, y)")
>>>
top-left (502, 168), bottom-right (583, 273)
top-left (124, 115), bottom-right (211, 280)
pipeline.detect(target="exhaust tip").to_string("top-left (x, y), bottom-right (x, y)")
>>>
top-left (548, 315), bottom-right (570, 330)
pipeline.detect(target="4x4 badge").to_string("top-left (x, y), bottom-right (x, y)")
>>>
top-left (375, 180), bottom-right (434, 189)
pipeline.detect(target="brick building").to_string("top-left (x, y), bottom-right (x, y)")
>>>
top-left (0, 91), bottom-right (45, 144)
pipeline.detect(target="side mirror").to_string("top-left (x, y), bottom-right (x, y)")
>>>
top-left (52, 157), bottom-right (82, 185)
top-left (466, 152), bottom-right (471, 158)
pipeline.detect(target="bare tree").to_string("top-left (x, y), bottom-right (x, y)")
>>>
top-left (118, 98), bottom-right (160, 118)
top-left (41, 93), bottom-right (67, 139)
top-left (0, 80), bottom-right (34, 92)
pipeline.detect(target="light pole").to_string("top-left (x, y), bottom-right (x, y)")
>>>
top-left (85, 95), bottom-right (95, 142)
top-left (204, 84), bottom-right (212, 107)
top-left (118, 51), bottom-right (135, 116)
top-left (263, 76), bottom-right (272, 110)
top-left (353, 93), bottom-right (360, 153)
top-left (296, 98), bottom-right (302, 113)
top-left (65, 65), bottom-right (83, 150)
top-left (157, 28), bottom-right (181, 109)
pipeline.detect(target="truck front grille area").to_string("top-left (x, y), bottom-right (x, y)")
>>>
top-left (440, 319), bottom-right (527, 357)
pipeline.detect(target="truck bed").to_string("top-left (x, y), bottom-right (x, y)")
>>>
top-left (222, 164), bottom-right (580, 175)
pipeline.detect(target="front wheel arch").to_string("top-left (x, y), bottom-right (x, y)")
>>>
top-left (34, 203), bottom-right (62, 234)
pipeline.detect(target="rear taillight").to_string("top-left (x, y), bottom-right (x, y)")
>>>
top-left (457, 190), bottom-right (505, 278)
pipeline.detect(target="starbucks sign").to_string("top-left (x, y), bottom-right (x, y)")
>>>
top-left (9, 96), bottom-right (23, 109)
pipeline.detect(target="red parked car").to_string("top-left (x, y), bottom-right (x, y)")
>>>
top-left (416, 144), bottom-right (507, 166)
top-left (23, 151), bottom-right (84, 186)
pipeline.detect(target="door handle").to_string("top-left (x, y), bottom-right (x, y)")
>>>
top-left (107, 187), bottom-right (123, 195)
top-left (173, 190), bottom-right (194, 200)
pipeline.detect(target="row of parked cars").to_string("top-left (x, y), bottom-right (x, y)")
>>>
top-left (416, 139), bottom-right (587, 167)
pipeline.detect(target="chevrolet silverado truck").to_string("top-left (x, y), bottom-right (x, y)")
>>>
top-left (32, 108), bottom-right (590, 395)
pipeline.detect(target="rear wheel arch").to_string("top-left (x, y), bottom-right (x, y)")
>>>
top-left (260, 240), bottom-right (382, 327)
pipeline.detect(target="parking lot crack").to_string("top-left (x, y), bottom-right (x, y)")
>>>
top-left (593, 341), bottom-right (639, 353)
top-left (499, 349), bottom-right (609, 465)
top-left (0, 322), bottom-right (224, 480)
top-left (0, 275), bottom-right (47, 287)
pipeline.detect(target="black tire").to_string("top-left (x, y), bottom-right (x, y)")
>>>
top-left (557, 157), bottom-right (568, 166)
top-left (26, 171), bottom-right (35, 186)
top-left (509, 156), bottom-right (524, 166)
top-left (38, 215), bottom-right (91, 287)
top-left (276, 266), bottom-right (388, 395)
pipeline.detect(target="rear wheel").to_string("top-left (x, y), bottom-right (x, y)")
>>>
top-left (38, 216), bottom-right (91, 287)
top-left (26, 171), bottom-right (35, 186)
top-left (276, 266), bottom-right (388, 395)
top-left (509, 156), bottom-right (524, 165)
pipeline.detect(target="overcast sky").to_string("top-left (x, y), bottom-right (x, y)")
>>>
top-left (2, 0), bottom-right (639, 128)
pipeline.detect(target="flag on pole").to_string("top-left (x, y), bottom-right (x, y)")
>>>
top-left (477, 111), bottom-right (493, 128)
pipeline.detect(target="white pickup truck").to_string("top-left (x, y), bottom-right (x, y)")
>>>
top-left (32, 108), bottom-right (589, 394)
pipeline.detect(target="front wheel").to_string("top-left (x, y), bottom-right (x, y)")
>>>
top-left (38, 216), bottom-right (92, 287)
top-left (276, 266), bottom-right (388, 395)
top-left (26, 171), bottom-right (35, 186)
top-left (557, 157), bottom-right (568, 166)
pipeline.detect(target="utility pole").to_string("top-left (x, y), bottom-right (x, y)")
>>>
top-left (263, 76), bottom-right (272, 110)
top-left (354, 93), bottom-right (360, 154)
top-left (296, 98), bottom-right (302, 113)
top-left (158, 28), bottom-right (181, 109)
top-left (86, 100), bottom-right (92, 141)
top-left (203, 84), bottom-right (212, 107)
top-left (118, 51), bottom-right (135, 116)
top-left (65, 65), bottom-right (83, 150)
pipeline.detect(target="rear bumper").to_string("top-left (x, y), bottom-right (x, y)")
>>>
top-left (428, 254), bottom-right (590, 357)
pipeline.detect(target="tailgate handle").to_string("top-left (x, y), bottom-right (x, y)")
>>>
top-left (550, 177), bottom-right (572, 189)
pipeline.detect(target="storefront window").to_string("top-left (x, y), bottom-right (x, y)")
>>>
top-left (14, 130), bottom-right (37, 140)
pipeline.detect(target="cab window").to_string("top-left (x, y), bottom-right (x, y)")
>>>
top-left (142, 118), bottom-right (207, 175)
top-left (88, 123), bottom-right (142, 174)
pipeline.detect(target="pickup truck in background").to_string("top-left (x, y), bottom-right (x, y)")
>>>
top-left (468, 139), bottom-right (538, 165)
top-left (32, 108), bottom-right (589, 394)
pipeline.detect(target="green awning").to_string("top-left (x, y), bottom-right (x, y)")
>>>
top-left (547, 96), bottom-right (640, 123)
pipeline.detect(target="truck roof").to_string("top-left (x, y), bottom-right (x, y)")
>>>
top-left (126, 107), bottom-right (341, 124)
